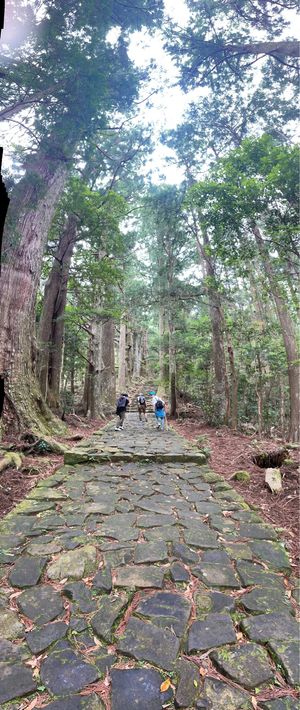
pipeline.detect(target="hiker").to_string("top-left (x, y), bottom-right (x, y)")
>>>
top-left (115, 393), bottom-right (129, 430)
top-left (137, 393), bottom-right (147, 422)
top-left (150, 391), bottom-right (159, 412)
top-left (155, 397), bottom-right (167, 431)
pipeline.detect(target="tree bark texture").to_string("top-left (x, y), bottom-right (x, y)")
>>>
top-left (159, 307), bottom-right (169, 389)
top-left (100, 319), bottom-right (116, 409)
top-left (38, 213), bottom-right (78, 409)
top-left (168, 310), bottom-right (177, 418)
top-left (253, 225), bottom-right (299, 442)
top-left (132, 332), bottom-right (142, 379)
top-left (118, 320), bottom-right (126, 392)
top-left (0, 147), bottom-right (68, 435)
top-left (126, 328), bottom-right (134, 382)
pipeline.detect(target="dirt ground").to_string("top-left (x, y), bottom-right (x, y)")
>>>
top-left (0, 418), bottom-right (108, 520)
top-left (173, 419), bottom-right (299, 574)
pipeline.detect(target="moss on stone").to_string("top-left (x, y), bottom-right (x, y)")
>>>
top-left (234, 470), bottom-right (251, 483)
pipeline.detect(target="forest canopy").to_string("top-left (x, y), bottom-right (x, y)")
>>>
top-left (0, 0), bottom-right (299, 441)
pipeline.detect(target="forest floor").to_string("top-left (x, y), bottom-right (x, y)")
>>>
top-left (0, 418), bottom-right (109, 520)
top-left (0, 413), bottom-right (299, 572)
top-left (172, 418), bottom-right (299, 574)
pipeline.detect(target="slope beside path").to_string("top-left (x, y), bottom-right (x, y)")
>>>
top-left (0, 413), bottom-right (299, 709)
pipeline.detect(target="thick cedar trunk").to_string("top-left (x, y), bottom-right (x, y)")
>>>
top-left (253, 225), bottom-right (299, 442)
top-left (100, 319), bottom-right (116, 408)
top-left (89, 316), bottom-right (103, 419)
top-left (118, 320), bottom-right (126, 392)
top-left (195, 230), bottom-right (229, 424)
top-left (126, 328), bottom-right (134, 383)
top-left (0, 147), bottom-right (68, 435)
top-left (133, 332), bottom-right (142, 379)
top-left (38, 213), bottom-right (78, 408)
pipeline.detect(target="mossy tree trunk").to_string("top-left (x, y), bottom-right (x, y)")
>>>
top-left (0, 146), bottom-right (68, 436)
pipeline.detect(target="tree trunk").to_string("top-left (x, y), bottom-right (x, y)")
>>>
top-left (118, 320), bottom-right (126, 392)
top-left (81, 355), bottom-right (91, 417)
top-left (227, 337), bottom-right (238, 429)
top-left (126, 328), bottom-right (134, 383)
top-left (224, 40), bottom-right (299, 58)
top-left (89, 316), bottom-right (103, 419)
top-left (133, 332), bottom-right (142, 379)
top-left (38, 213), bottom-right (78, 408)
top-left (159, 307), bottom-right (169, 388)
top-left (168, 315), bottom-right (177, 418)
top-left (0, 147), bottom-right (68, 435)
top-left (195, 229), bottom-right (229, 425)
top-left (280, 376), bottom-right (285, 439)
top-left (256, 352), bottom-right (263, 438)
top-left (100, 319), bottom-right (116, 409)
top-left (253, 225), bottom-right (299, 442)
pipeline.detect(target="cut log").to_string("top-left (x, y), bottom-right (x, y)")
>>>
top-left (265, 467), bottom-right (282, 493)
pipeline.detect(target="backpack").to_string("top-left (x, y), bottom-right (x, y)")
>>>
top-left (155, 399), bottom-right (164, 411)
top-left (117, 395), bottom-right (127, 409)
top-left (138, 395), bottom-right (145, 405)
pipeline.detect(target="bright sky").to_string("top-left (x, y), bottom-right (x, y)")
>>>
top-left (0, 0), bottom-right (199, 185)
top-left (127, 0), bottom-right (198, 185)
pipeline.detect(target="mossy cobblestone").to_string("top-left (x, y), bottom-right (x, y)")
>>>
top-left (0, 413), bottom-right (298, 708)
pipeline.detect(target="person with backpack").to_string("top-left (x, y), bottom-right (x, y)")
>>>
top-left (137, 393), bottom-right (147, 422)
top-left (150, 391), bottom-right (159, 412)
top-left (155, 397), bottom-right (167, 431)
top-left (115, 393), bottom-right (129, 430)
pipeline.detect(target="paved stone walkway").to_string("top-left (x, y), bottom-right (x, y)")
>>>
top-left (0, 414), bottom-right (299, 709)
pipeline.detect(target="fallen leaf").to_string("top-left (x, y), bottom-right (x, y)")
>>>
top-left (25, 699), bottom-right (38, 710)
top-left (84, 645), bottom-right (103, 654)
top-left (193, 680), bottom-right (198, 687)
top-left (236, 632), bottom-right (244, 641)
top-left (25, 658), bottom-right (39, 669)
top-left (199, 667), bottom-right (207, 677)
top-left (251, 696), bottom-right (258, 709)
top-left (160, 679), bottom-right (171, 692)
top-left (10, 591), bottom-right (23, 599)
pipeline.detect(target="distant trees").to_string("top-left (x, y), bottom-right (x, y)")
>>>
top-left (0, 0), bottom-right (163, 434)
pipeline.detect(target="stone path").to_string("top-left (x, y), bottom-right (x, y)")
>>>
top-left (0, 414), bottom-right (299, 709)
